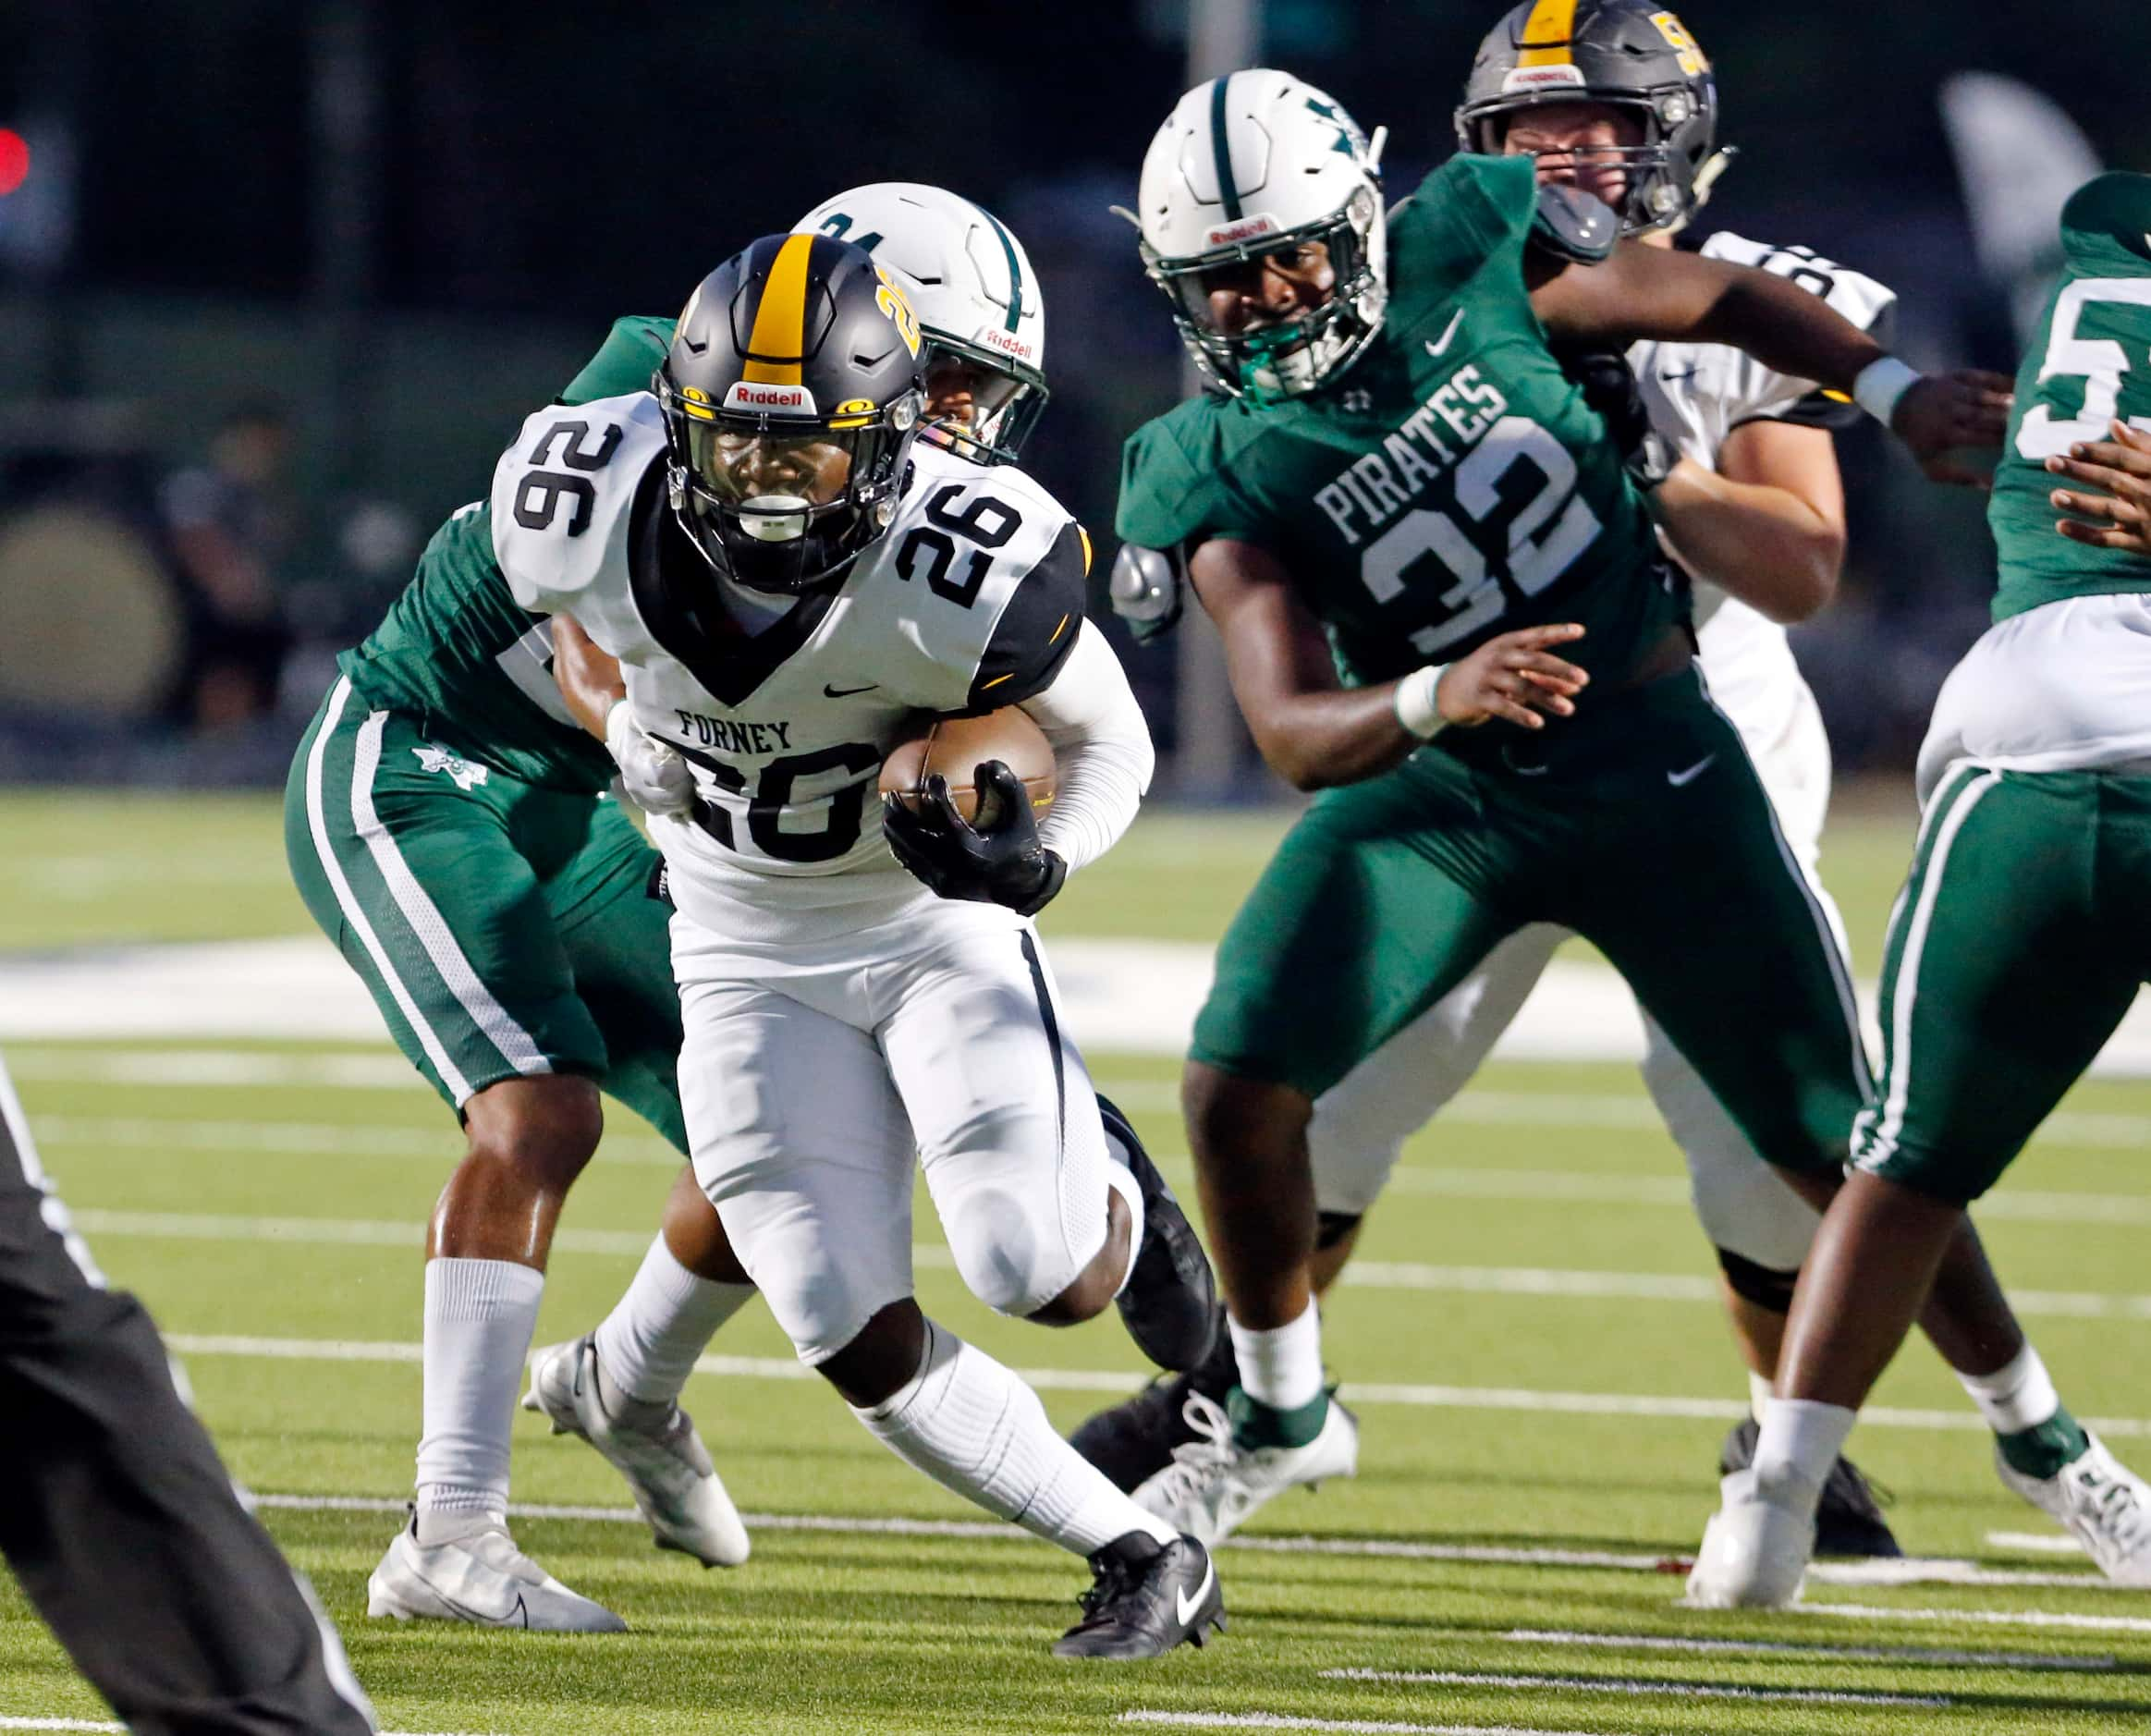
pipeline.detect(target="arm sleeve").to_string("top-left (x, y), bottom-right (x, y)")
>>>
top-left (557, 316), bottom-right (676, 407)
top-left (1017, 620), bottom-right (1155, 874)
top-left (1117, 413), bottom-right (1274, 556)
top-left (966, 518), bottom-right (1090, 710)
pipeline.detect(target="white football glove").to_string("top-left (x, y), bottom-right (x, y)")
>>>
top-left (605, 699), bottom-right (696, 818)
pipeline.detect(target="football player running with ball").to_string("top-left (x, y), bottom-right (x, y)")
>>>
top-left (1092, 64), bottom-right (2072, 1553)
top-left (496, 231), bottom-right (1223, 1658)
top-left (292, 187), bottom-right (1214, 1635)
top-left (1083, 0), bottom-right (2131, 1562)
top-left (1691, 172), bottom-right (2151, 1606)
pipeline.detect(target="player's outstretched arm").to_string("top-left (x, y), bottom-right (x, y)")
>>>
top-left (1189, 539), bottom-right (1586, 791)
top-left (2045, 420), bottom-right (2151, 559)
top-left (1530, 244), bottom-right (2013, 487)
top-left (1654, 421), bottom-right (1846, 624)
top-left (551, 614), bottom-right (696, 818)
top-left (550, 614), bottom-right (625, 740)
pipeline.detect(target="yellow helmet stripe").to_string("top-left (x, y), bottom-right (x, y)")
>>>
top-left (741, 233), bottom-right (817, 385)
top-left (1516, 0), bottom-right (1581, 66)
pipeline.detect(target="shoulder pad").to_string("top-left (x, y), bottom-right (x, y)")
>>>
top-left (1529, 185), bottom-right (1619, 265)
top-left (489, 394), bottom-right (665, 646)
top-left (1108, 543), bottom-right (1186, 643)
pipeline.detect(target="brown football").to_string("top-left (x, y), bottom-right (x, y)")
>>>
top-left (879, 706), bottom-right (1057, 827)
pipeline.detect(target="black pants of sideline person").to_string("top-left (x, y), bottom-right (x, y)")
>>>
top-left (0, 1057), bottom-right (375, 1735)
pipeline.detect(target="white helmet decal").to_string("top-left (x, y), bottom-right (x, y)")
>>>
top-left (792, 183), bottom-right (1048, 462)
top-left (1133, 70), bottom-right (1389, 403)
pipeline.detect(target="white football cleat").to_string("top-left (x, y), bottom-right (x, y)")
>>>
top-left (1996, 1430), bottom-right (2151, 1585)
top-left (1686, 1470), bottom-right (1813, 1609)
top-left (366, 1513), bottom-right (626, 1632)
top-left (1130, 1390), bottom-right (1358, 1545)
top-left (523, 1336), bottom-right (750, 1569)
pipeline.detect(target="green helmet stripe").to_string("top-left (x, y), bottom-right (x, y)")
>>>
top-left (972, 201), bottom-right (1025, 335)
top-left (1210, 74), bottom-right (1243, 221)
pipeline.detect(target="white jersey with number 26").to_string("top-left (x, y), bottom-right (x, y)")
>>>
top-left (1631, 231), bottom-right (1896, 750)
top-left (490, 390), bottom-right (1091, 939)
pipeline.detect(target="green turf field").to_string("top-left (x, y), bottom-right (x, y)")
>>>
top-left (6, 789), bottom-right (2151, 1736)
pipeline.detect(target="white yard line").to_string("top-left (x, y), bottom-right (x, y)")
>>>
top-left (1321, 1668), bottom-right (1949, 1707)
top-left (1803, 1602), bottom-right (2151, 1637)
top-left (1502, 1627), bottom-right (2113, 1669)
top-left (69, 1200), bottom-right (2151, 1321)
top-left (32, 1101), bottom-right (2151, 1227)
top-left (1121, 1718), bottom-right (1598, 1736)
top-left (248, 1490), bottom-right (2120, 1596)
top-left (164, 1333), bottom-right (2151, 1450)
top-left (1986, 1532), bottom-right (2089, 1555)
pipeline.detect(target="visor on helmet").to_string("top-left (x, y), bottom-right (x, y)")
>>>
top-left (656, 374), bottom-right (921, 595)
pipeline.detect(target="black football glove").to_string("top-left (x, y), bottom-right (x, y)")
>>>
top-left (881, 759), bottom-right (1068, 916)
top-left (1560, 347), bottom-right (1678, 497)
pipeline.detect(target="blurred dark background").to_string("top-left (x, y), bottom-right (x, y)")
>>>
top-left (0, 0), bottom-right (2145, 788)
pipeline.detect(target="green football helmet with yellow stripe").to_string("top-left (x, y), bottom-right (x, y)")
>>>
top-left (655, 232), bottom-right (927, 594)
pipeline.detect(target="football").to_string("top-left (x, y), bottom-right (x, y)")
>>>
top-left (879, 706), bottom-right (1057, 826)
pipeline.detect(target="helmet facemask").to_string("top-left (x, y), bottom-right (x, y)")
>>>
top-left (1143, 184), bottom-right (1388, 406)
top-left (1460, 89), bottom-right (1716, 235)
top-left (655, 373), bottom-right (923, 596)
top-left (919, 340), bottom-right (1049, 465)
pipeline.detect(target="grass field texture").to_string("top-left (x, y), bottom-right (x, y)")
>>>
top-left (5, 789), bottom-right (2151, 1736)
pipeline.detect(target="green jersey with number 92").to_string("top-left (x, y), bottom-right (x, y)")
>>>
top-left (1988, 171), bottom-right (2151, 621)
top-left (1116, 153), bottom-right (1680, 689)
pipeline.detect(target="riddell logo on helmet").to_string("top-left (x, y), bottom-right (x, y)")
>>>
top-left (1502, 65), bottom-right (1587, 92)
top-left (1205, 214), bottom-right (1281, 247)
top-left (722, 382), bottom-right (817, 414)
top-left (974, 327), bottom-right (1038, 362)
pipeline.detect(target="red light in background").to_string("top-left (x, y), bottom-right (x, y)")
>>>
top-left (0, 130), bottom-right (30, 198)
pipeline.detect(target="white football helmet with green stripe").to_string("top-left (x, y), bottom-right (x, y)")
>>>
top-left (794, 182), bottom-right (1047, 464)
top-left (1131, 69), bottom-right (1388, 404)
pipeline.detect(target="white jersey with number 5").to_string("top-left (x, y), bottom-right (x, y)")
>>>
top-left (490, 391), bottom-right (1090, 939)
top-left (1631, 231), bottom-right (1895, 752)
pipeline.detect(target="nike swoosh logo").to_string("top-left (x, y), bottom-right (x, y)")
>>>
top-left (1660, 366), bottom-right (1699, 384)
top-left (1175, 1561), bottom-right (1216, 1627)
top-left (823, 681), bottom-right (877, 698)
top-left (1667, 753), bottom-right (1717, 788)
top-left (1424, 309), bottom-right (1464, 360)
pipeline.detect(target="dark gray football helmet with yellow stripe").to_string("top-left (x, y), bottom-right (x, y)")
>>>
top-left (1455, 0), bottom-right (1731, 236)
top-left (654, 232), bottom-right (927, 593)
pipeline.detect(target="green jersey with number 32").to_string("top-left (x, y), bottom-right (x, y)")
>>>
top-left (1116, 153), bottom-right (1681, 689)
top-left (1989, 172), bottom-right (2151, 620)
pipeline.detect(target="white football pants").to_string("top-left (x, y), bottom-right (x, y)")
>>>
top-left (671, 892), bottom-right (1108, 1364)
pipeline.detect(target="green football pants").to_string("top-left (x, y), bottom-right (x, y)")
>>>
top-left (284, 675), bottom-right (687, 1148)
top-left (1852, 764), bottom-right (2151, 1203)
top-left (1193, 668), bottom-right (1866, 1179)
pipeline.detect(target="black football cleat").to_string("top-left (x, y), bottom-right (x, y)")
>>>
top-left (1052, 1532), bottom-right (1225, 1659)
top-left (1069, 1329), bottom-right (1240, 1493)
top-left (1099, 1094), bottom-right (1222, 1374)
top-left (1720, 1415), bottom-right (1902, 1558)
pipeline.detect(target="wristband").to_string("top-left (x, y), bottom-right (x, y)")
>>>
top-left (604, 697), bottom-right (636, 762)
top-left (1393, 664), bottom-right (1449, 740)
top-left (1851, 356), bottom-right (1920, 429)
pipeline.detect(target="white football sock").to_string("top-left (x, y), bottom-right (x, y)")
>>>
top-left (1099, 1119), bottom-right (1145, 1298)
top-left (592, 1235), bottom-right (755, 1404)
top-left (414, 1256), bottom-right (544, 1534)
top-left (1750, 1398), bottom-right (1856, 1519)
top-left (1749, 1370), bottom-right (1776, 1424)
top-left (1956, 1342), bottom-right (2060, 1435)
top-left (1230, 1297), bottom-right (1326, 1412)
top-left (850, 1318), bottom-right (1176, 1555)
